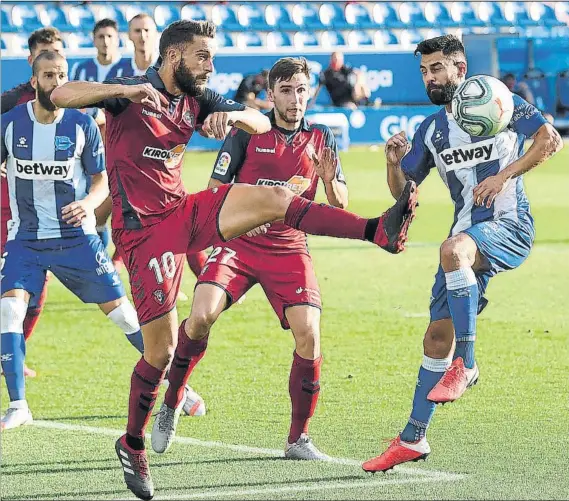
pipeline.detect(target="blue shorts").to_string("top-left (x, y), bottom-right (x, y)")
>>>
top-left (1, 235), bottom-right (125, 304)
top-left (430, 218), bottom-right (534, 322)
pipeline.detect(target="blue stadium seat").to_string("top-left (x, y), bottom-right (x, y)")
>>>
top-left (529, 2), bottom-right (565, 27)
top-left (237, 4), bottom-right (269, 30)
top-left (372, 3), bottom-right (405, 28)
top-left (66, 32), bottom-right (95, 50)
top-left (236, 31), bottom-right (263, 49)
top-left (154, 5), bottom-right (180, 30)
top-left (320, 30), bottom-right (346, 49)
top-left (293, 31), bottom-right (319, 49)
top-left (180, 4), bottom-right (207, 22)
top-left (504, 2), bottom-right (538, 27)
top-left (319, 3), bottom-right (347, 30)
top-left (40, 4), bottom-right (74, 32)
top-left (1, 6), bottom-right (17, 33)
top-left (97, 5), bottom-right (128, 31)
top-left (211, 4), bottom-right (243, 31)
top-left (554, 2), bottom-right (569, 24)
top-left (67, 5), bottom-right (96, 32)
top-left (345, 2), bottom-right (377, 29)
top-left (533, 38), bottom-right (569, 75)
top-left (347, 30), bottom-right (373, 48)
top-left (122, 3), bottom-right (154, 21)
top-left (292, 4), bottom-right (323, 30)
top-left (266, 31), bottom-right (292, 49)
top-left (450, 2), bottom-right (485, 27)
top-left (424, 2), bottom-right (457, 27)
top-left (11, 34), bottom-right (29, 53)
top-left (398, 2), bottom-right (429, 28)
top-left (399, 29), bottom-right (423, 47)
top-left (556, 70), bottom-right (569, 112)
top-left (11, 4), bottom-right (42, 31)
top-left (477, 3), bottom-right (511, 27)
top-left (522, 68), bottom-right (553, 113)
top-left (265, 4), bottom-right (297, 31)
top-left (215, 31), bottom-right (234, 48)
top-left (1, 36), bottom-right (7, 50)
top-left (496, 38), bottom-right (528, 75)
top-left (374, 30), bottom-right (399, 48)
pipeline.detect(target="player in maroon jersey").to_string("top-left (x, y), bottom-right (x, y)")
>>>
top-left (1, 27), bottom-right (65, 377)
top-left (51, 20), bottom-right (417, 500)
top-left (151, 57), bottom-right (349, 460)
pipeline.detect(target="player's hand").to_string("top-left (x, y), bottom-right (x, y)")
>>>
top-left (121, 83), bottom-right (168, 111)
top-left (245, 223), bottom-right (270, 237)
top-left (61, 200), bottom-right (93, 227)
top-left (202, 112), bottom-right (235, 140)
top-left (312, 147), bottom-right (337, 183)
top-left (0, 163), bottom-right (6, 178)
top-left (385, 131), bottom-right (410, 165)
top-left (473, 173), bottom-right (509, 208)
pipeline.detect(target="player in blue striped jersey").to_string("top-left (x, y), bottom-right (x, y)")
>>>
top-left (0, 51), bottom-right (145, 430)
top-left (363, 35), bottom-right (562, 472)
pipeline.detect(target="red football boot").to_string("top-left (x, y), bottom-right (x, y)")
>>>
top-left (427, 357), bottom-right (479, 404)
top-left (362, 436), bottom-right (430, 473)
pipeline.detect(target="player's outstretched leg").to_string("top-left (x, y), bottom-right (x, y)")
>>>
top-left (20, 279), bottom-right (50, 378)
top-left (217, 181), bottom-right (418, 254)
top-left (363, 320), bottom-right (453, 472)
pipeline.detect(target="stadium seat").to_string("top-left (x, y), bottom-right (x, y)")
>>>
top-left (40, 4), bottom-right (74, 32)
top-left (372, 3), bottom-right (405, 28)
top-left (265, 4), bottom-right (297, 31)
top-left (529, 2), bottom-right (565, 27)
top-left (556, 70), bottom-right (569, 113)
top-left (154, 5), bottom-right (180, 30)
top-left (345, 3), bottom-right (377, 29)
top-left (503, 2), bottom-right (539, 27)
top-left (66, 32), bottom-right (96, 50)
top-left (1, 36), bottom-right (7, 50)
top-left (399, 29), bottom-right (423, 48)
top-left (237, 4), bottom-right (269, 30)
top-left (320, 30), bottom-right (346, 49)
top-left (96, 5), bottom-right (128, 31)
top-left (477, 3), bottom-right (511, 27)
top-left (215, 31), bottom-right (234, 48)
top-left (373, 30), bottom-right (399, 48)
top-left (347, 30), bottom-right (373, 48)
top-left (211, 4), bottom-right (243, 31)
top-left (293, 31), bottom-right (319, 49)
top-left (67, 5), bottom-right (96, 32)
top-left (1, 5), bottom-right (17, 33)
top-left (180, 4), bottom-right (207, 22)
top-left (236, 31), bottom-right (263, 49)
top-left (533, 37), bottom-right (569, 76)
top-left (319, 3), bottom-right (348, 30)
top-left (11, 4), bottom-right (42, 32)
top-left (424, 2), bottom-right (457, 27)
top-left (11, 34), bottom-right (31, 53)
top-left (398, 2), bottom-right (430, 28)
top-left (292, 3), bottom-right (323, 30)
top-left (496, 37), bottom-right (528, 75)
top-left (450, 2), bottom-right (485, 27)
top-left (554, 2), bottom-right (569, 24)
top-left (266, 31), bottom-right (292, 49)
top-left (122, 3), bottom-right (154, 22)
top-left (522, 68), bottom-right (554, 113)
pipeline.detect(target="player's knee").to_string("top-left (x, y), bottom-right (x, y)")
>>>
top-left (1, 297), bottom-right (28, 334)
top-left (293, 327), bottom-right (320, 359)
top-left (266, 186), bottom-right (295, 217)
top-left (188, 309), bottom-right (219, 338)
top-left (423, 321), bottom-right (454, 358)
top-left (440, 237), bottom-right (472, 271)
top-left (107, 301), bottom-right (141, 334)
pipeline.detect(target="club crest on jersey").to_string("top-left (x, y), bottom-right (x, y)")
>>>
top-left (214, 152), bottom-right (231, 175)
top-left (54, 136), bottom-right (74, 152)
top-left (142, 144), bottom-right (186, 169)
top-left (182, 111), bottom-right (194, 127)
top-left (256, 175), bottom-right (311, 196)
top-left (438, 138), bottom-right (499, 171)
top-left (15, 159), bottom-right (74, 180)
top-left (153, 289), bottom-right (166, 305)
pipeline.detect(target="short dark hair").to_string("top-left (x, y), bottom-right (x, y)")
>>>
top-left (158, 20), bottom-right (216, 57)
top-left (32, 50), bottom-right (66, 76)
top-left (503, 73), bottom-right (516, 80)
top-left (269, 57), bottom-right (310, 89)
top-left (93, 18), bottom-right (119, 36)
top-left (414, 35), bottom-right (466, 59)
top-left (28, 27), bottom-right (63, 53)
top-left (129, 13), bottom-right (156, 28)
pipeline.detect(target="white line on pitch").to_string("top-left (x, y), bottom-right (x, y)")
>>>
top-left (32, 420), bottom-right (464, 481)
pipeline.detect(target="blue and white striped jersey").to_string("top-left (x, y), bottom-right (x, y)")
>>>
top-left (402, 94), bottom-right (547, 235)
top-left (1, 101), bottom-right (105, 240)
top-left (71, 56), bottom-right (133, 82)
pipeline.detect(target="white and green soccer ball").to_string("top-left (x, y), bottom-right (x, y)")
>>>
top-left (451, 75), bottom-right (514, 137)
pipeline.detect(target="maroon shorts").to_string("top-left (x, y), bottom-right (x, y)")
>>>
top-left (198, 239), bottom-right (321, 330)
top-left (113, 185), bottom-right (232, 325)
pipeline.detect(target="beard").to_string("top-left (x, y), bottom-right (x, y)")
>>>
top-left (275, 105), bottom-right (302, 124)
top-left (37, 86), bottom-right (57, 111)
top-left (174, 60), bottom-right (207, 96)
top-left (427, 81), bottom-right (458, 105)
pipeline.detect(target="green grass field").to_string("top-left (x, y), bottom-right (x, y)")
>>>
top-left (2, 145), bottom-right (568, 500)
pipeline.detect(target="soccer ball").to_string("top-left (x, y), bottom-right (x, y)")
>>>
top-left (451, 75), bottom-right (514, 137)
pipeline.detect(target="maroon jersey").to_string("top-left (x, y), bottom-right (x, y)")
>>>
top-left (95, 67), bottom-right (245, 229)
top-left (211, 111), bottom-right (346, 253)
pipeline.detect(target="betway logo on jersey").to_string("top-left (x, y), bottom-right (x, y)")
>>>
top-left (142, 144), bottom-right (186, 169)
top-left (439, 138), bottom-right (499, 171)
top-left (257, 175), bottom-right (311, 196)
top-left (15, 159), bottom-right (74, 180)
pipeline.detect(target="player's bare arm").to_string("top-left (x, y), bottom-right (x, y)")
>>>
top-left (313, 147), bottom-right (348, 209)
top-left (51, 81), bottom-right (168, 110)
top-left (61, 171), bottom-right (109, 227)
top-left (473, 123), bottom-right (562, 207)
top-left (385, 131), bottom-right (411, 199)
top-left (202, 108), bottom-right (271, 140)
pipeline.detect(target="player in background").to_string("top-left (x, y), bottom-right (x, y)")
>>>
top-left (363, 35), bottom-right (562, 473)
top-left (0, 52), bottom-right (146, 430)
top-left (151, 57), bottom-right (347, 460)
top-left (0, 27), bottom-right (66, 378)
top-left (51, 20), bottom-right (417, 500)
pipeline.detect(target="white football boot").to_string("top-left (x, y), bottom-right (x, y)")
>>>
top-left (285, 434), bottom-right (329, 460)
top-left (151, 397), bottom-right (185, 453)
top-left (1, 402), bottom-right (33, 430)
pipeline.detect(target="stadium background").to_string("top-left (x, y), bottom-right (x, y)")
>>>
top-left (1, 2), bottom-right (569, 501)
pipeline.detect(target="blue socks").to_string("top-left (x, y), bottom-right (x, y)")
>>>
top-left (401, 356), bottom-right (450, 442)
top-left (445, 268), bottom-right (478, 369)
top-left (126, 330), bottom-right (145, 354)
top-left (1, 332), bottom-right (26, 402)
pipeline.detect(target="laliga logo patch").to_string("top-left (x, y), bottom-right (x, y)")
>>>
top-left (153, 289), bottom-right (166, 305)
top-left (214, 152), bottom-right (231, 175)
